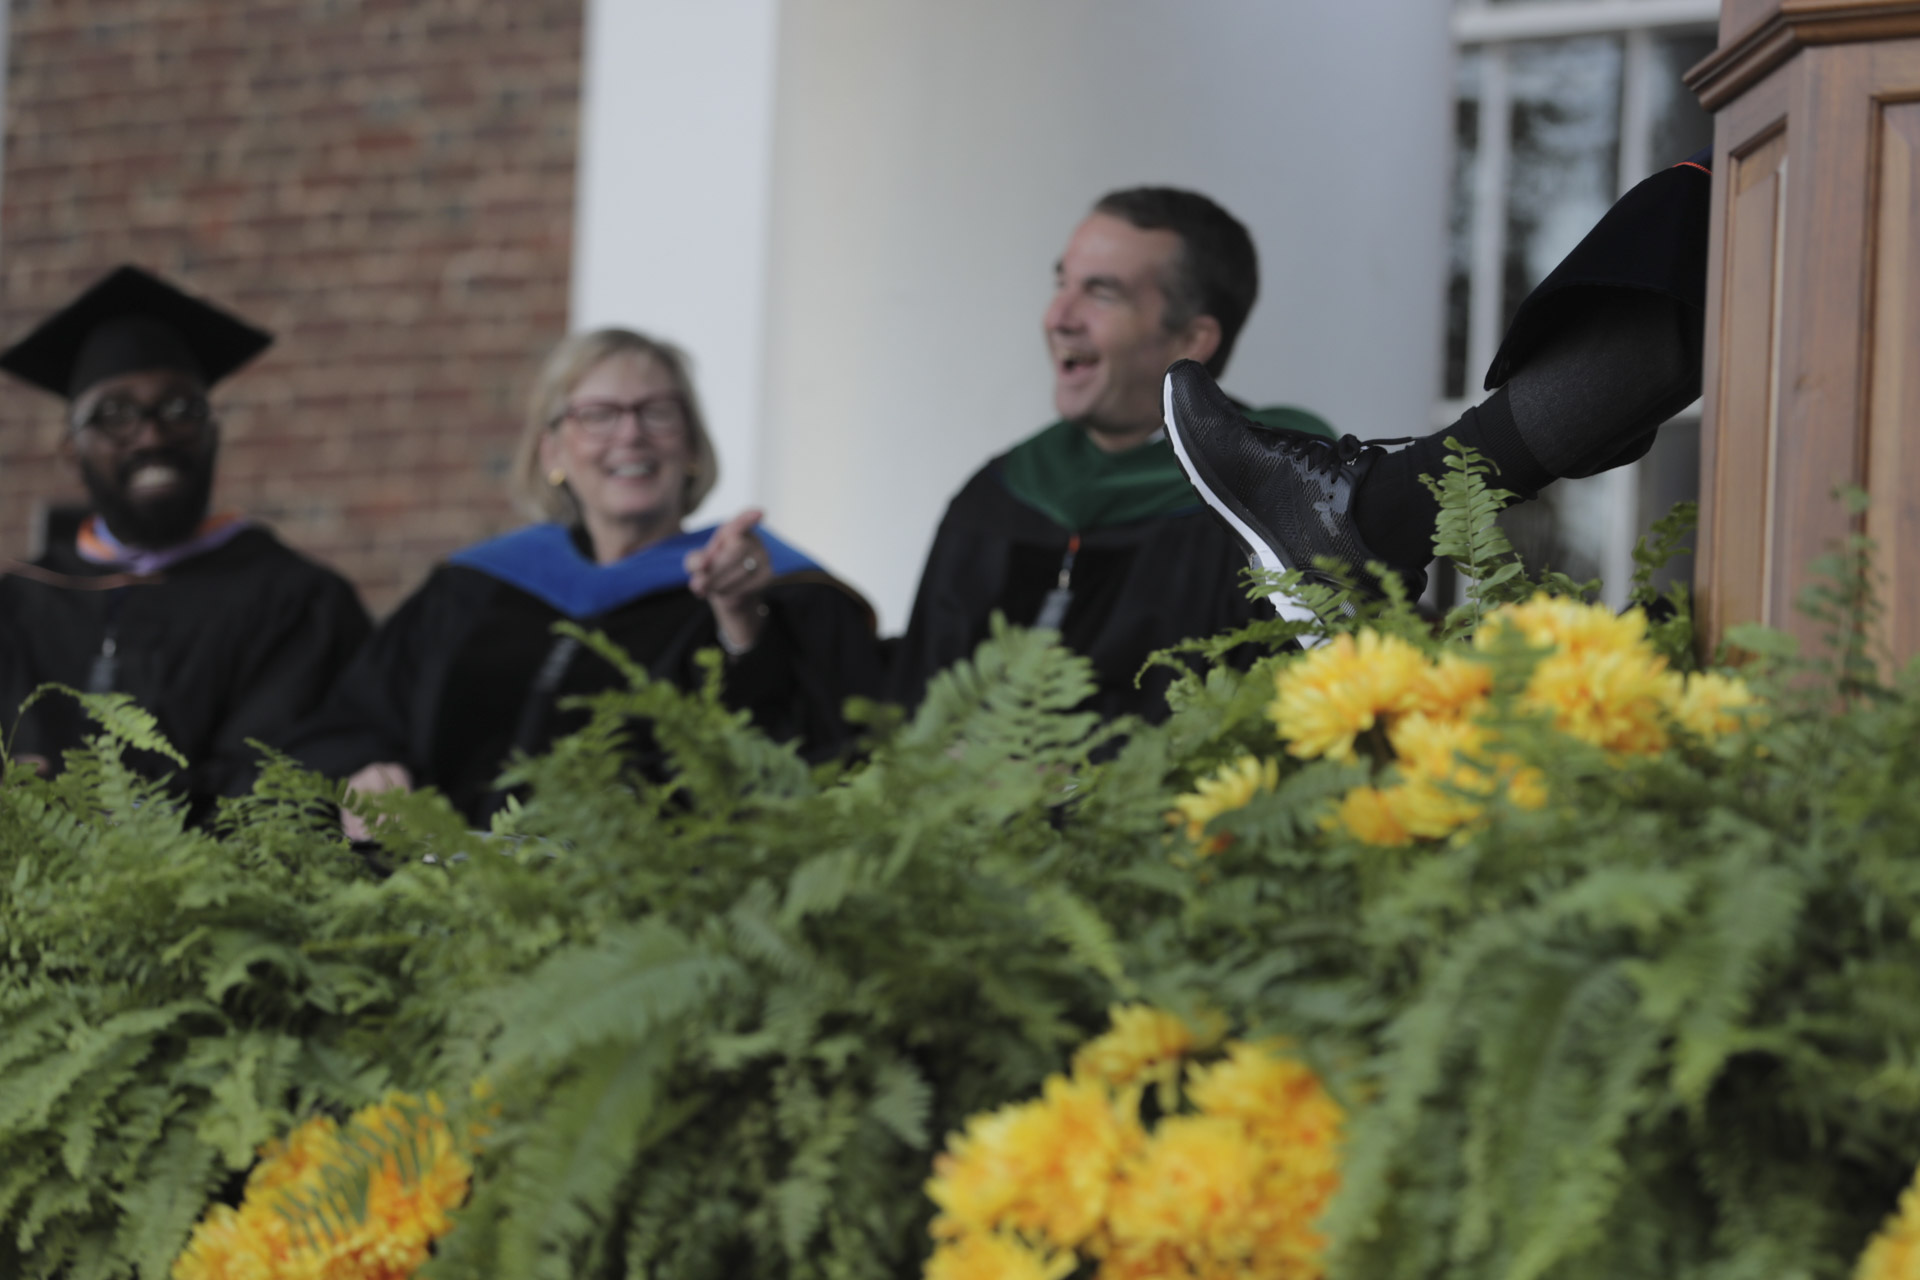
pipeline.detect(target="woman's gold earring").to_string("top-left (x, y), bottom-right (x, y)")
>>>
top-left (547, 467), bottom-right (567, 487)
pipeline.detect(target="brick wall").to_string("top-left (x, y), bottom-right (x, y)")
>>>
top-left (0, 0), bottom-right (582, 613)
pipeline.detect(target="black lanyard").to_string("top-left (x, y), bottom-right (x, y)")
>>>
top-left (508, 634), bottom-right (583, 755)
top-left (87, 589), bottom-right (130, 693)
top-left (1032, 534), bottom-right (1080, 632)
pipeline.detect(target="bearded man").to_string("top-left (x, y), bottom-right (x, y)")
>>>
top-left (0, 266), bottom-right (369, 815)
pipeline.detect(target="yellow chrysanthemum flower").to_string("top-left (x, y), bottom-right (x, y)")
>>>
top-left (1388, 713), bottom-right (1494, 783)
top-left (1269, 631), bottom-right (1430, 761)
top-left (1479, 595), bottom-right (1684, 755)
top-left (173, 1093), bottom-right (471, 1280)
top-left (1503, 761), bottom-right (1550, 811)
top-left (1520, 646), bottom-right (1680, 754)
top-left (1330, 784), bottom-right (1413, 847)
top-left (1107, 1114), bottom-right (1267, 1263)
top-left (1073, 1005), bottom-right (1224, 1093)
top-left (926, 1035), bottom-right (1340, 1280)
top-left (1187, 1042), bottom-right (1343, 1154)
top-left (924, 1231), bottom-right (1076, 1280)
top-left (1396, 713), bottom-right (1548, 828)
top-left (175, 1119), bottom-right (338, 1280)
top-left (1382, 776), bottom-right (1485, 841)
top-left (1673, 670), bottom-right (1762, 738)
top-left (1480, 595), bottom-right (1651, 658)
top-left (349, 1097), bottom-right (472, 1278)
top-left (1855, 1166), bottom-right (1920, 1280)
top-left (1091, 1244), bottom-right (1182, 1279)
top-left (1329, 713), bottom-right (1546, 846)
top-left (1167, 756), bottom-right (1280, 854)
top-left (1408, 650), bottom-right (1494, 719)
top-left (927, 1074), bottom-right (1141, 1250)
top-left (266, 1112), bottom-right (341, 1167)
top-left (1377, 715), bottom-right (1492, 839)
top-left (1186, 1044), bottom-right (1342, 1280)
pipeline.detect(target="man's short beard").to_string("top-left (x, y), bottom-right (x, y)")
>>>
top-left (80, 442), bottom-right (218, 549)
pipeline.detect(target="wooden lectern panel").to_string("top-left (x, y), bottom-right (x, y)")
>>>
top-left (1705, 129), bottom-right (1791, 639)
top-left (1869, 100), bottom-right (1920, 661)
top-left (1692, 18), bottom-right (1920, 663)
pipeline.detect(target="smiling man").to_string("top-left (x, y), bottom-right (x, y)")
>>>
top-left (0, 266), bottom-right (369, 815)
top-left (891, 187), bottom-right (1334, 720)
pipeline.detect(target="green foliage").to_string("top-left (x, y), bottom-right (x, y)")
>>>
top-left (1794, 487), bottom-right (1887, 701)
top-left (1629, 499), bottom-right (1700, 668)
top-left (1420, 438), bottom-right (1527, 636)
top-left (6, 476), bottom-right (1920, 1280)
top-left (0, 694), bottom-right (429, 1279)
top-left (1246, 686), bottom-right (1920, 1280)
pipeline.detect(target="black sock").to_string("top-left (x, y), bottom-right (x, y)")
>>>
top-left (1506, 290), bottom-right (1701, 478)
top-left (1353, 290), bottom-right (1700, 569)
top-left (1353, 387), bottom-right (1552, 568)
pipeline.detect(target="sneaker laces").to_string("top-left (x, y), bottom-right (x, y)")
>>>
top-left (1266, 429), bottom-right (1364, 484)
top-left (1316, 433), bottom-right (1415, 474)
top-left (1335, 433), bottom-right (1424, 467)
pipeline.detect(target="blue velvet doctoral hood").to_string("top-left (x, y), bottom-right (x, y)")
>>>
top-left (448, 522), bottom-right (823, 620)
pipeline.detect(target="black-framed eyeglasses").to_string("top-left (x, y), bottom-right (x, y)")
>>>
top-left (72, 392), bottom-right (215, 442)
top-left (553, 395), bottom-right (688, 440)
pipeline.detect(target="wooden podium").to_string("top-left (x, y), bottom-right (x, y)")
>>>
top-left (1686, 0), bottom-right (1920, 662)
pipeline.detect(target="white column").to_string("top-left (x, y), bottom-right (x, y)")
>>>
top-left (1467, 44), bottom-right (1512, 403)
top-left (570, 0), bottom-right (782, 526)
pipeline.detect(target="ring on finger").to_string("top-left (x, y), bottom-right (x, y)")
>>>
top-left (741, 555), bottom-right (759, 573)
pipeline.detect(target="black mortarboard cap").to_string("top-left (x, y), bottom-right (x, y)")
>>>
top-left (0, 265), bottom-right (274, 400)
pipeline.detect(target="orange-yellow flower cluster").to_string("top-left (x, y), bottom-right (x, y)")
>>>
top-left (1478, 596), bottom-right (1681, 754)
top-left (925, 1006), bottom-right (1342, 1280)
top-left (1167, 756), bottom-right (1279, 855)
top-left (1328, 711), bottom-right (1546, 847)
top-left (1198, 595), bottom-right (1763, 848)
top-left (1072, 1003), bottom-right (1226, 1096)
top-left (1265, 632), bottom-right (1489, 762)
top-left (1673, 670), bottom-right (1762, 739)
top-left (1855, 1163), bottom-right (1920, 1280)
top-left (172, 1093), bottom-right (471, 1280)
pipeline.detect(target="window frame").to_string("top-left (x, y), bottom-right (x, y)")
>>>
top-left (1442, 0), bottom-right (1720, 606)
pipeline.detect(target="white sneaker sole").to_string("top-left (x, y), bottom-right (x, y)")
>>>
top-left (1163, 373), bottom-right (1326, 644)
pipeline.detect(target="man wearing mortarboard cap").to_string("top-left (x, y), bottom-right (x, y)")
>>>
top-left (0, 265), bottom-right (370, 815)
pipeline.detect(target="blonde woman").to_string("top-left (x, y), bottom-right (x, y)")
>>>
top-left (289, 329), bottom-right (879, 828)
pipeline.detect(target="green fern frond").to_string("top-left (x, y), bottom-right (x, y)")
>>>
top-left (14, 686), bottom-right (186, 766)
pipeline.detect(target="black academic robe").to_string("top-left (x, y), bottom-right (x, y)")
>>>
top-left (286, 564), bottom-right (882, 826)
top-left (891, 461), bottom-right (1264, 724)
top-left (0, 526), bottom-right (371, 812)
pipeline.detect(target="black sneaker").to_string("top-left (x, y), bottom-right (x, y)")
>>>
top-left (1162, 359), bottom-right (1418, 621)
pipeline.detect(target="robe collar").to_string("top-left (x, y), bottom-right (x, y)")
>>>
top-left (449, 522), bottom-right (823, 620)
top-left (76, 512), bottom-right (251, 576)
top-left (995, 420), bottom-right (1200, 532)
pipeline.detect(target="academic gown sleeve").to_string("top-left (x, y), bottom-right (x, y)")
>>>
top-left (189, 569), bottom-right (372, 802)
top-left (732, 578), bottom-right (888, 759)
top-left (890, 466), bottom-right (1013, 712)
top-left (279, 567), bottom-right (491, 782)
top-left (288, 566), bottom-right (886, 800)
top-left (0, 604), bottom-right (31, 764)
